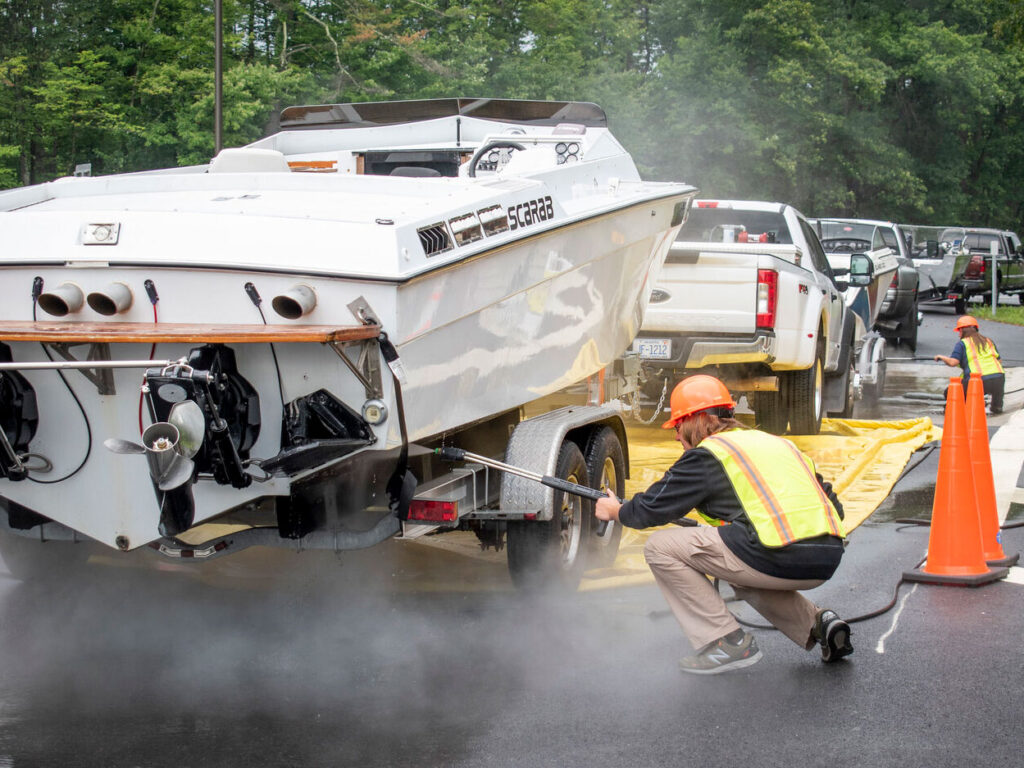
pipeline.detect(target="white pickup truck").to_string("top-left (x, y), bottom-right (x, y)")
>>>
top-left (633, 199), bottom-right (871, 434)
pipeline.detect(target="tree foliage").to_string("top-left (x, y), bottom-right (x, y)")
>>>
top-left (0, 0), bottom-right (1022, 229)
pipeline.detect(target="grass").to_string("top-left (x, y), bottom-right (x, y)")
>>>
top-left (970, 301), bottom-right (1024, 326)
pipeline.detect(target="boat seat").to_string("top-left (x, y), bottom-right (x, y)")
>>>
top-left (208, 148), bottom-right (291, 174)
top-left (389, 166), bottom-right (442, 177)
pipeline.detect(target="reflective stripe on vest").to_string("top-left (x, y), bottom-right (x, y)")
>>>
top-left (963, 336), bottom-right (1004, 376)
top-left (702, 430), bottom-right (846, 547)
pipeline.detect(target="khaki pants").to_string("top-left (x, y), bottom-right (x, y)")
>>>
top-left (644, 526), bottom-right (823, 652)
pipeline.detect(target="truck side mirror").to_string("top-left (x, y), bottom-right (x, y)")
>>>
top-left (849, 253), bottom-right (873, 287)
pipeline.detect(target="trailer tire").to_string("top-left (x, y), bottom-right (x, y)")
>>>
top-left (750, 391), bottom-right (787, 434)
top-left (784, 339), bottom-right (824, 435)
top-left (954, 296), bottom-right (966, 314)
top-left (583, 427), bottom-right (625, 568)
top-left (507, 440), bottom-right (591, 591)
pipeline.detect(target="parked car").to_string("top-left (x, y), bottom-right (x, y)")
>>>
top-left (812, 218), bottom-right (921, 351)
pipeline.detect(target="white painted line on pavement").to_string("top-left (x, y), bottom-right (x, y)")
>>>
top-left (875, 581), bottom-right (919, 655)
top-left (1002, 566), bottom-right (1024, 586)
top-left (990, 389), bottom-right (1024, 523)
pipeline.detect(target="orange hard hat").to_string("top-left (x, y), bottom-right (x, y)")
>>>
top-left (661, 375), bottom-right (737, 429)
top-left (955, 315), bottom-right (979, 331)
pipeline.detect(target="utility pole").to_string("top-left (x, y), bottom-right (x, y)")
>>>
top-left (214, 0), bottom-right (223, 154)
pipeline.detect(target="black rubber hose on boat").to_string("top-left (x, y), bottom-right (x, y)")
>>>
top-left (26, 279), bottom-right (93, 484)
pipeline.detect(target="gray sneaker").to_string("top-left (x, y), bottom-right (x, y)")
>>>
top-left (813, 609), bottom-right (853, 663)
top-left (679, 632), bottom-right (763, 675)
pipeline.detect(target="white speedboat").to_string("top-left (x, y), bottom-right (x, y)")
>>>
top-left (0, 99), bottom-right (695, 584)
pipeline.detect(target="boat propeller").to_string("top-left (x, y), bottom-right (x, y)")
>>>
top-left (104, 401), bottom-right (206, 537)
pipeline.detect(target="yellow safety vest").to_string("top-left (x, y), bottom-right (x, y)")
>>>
top-left (963, 336), bottom-right (1004, 376)
top-left (702, 430), bottom-right (845, 547)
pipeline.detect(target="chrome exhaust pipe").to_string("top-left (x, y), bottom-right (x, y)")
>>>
top-left (271, 284), bottom-right (317, 319)
top-left (37, 282), bottom-right (85, 317)
top-left (87, 282), bottom-right (133, 315)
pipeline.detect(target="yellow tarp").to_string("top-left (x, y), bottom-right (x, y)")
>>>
top-left (173, 418), bottom-right (940, 593)
top-left (578, 417), bottom-right (940, 591)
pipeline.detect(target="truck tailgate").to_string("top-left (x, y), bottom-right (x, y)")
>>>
top-left (644, 246), bottom-right (774, 334)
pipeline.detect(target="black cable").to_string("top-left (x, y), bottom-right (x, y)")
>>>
top-left (243, 282), bottom-right (286, 411)
top-left (729, 555), bottom-right (927, 631)
top-left (27, 284), bottom-right (93, 484)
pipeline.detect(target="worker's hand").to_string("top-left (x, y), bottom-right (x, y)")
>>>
top-left (595, 488), bottom-right (621, 523)
top-left (933, 355), bottom-right (941, 362)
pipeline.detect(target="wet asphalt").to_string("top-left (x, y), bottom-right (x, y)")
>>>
top-left (1, 304), bottom-right (1023, 767)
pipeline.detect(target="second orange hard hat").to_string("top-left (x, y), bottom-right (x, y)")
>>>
top-left (955, 315), bottom-right (979, 331)
top-left (662, 375), bottom-right (737, 429)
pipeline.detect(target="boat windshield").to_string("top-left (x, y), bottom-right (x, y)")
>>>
top-left (676, 209), bottom-right (792, 244)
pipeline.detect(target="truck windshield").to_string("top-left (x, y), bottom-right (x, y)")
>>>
top-left (676, 209), bottom-right (793, 244)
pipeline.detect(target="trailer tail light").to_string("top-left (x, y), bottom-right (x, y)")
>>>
top-left (756, 269), bottom-right (778, 329)
top-left (407, 499), bottom-right (458, 522)
top-left (695, 201), bottom-right (719, 208)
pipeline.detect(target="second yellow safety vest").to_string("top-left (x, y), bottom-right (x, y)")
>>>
top-left (702, 429), bottom-right (845, 547)
top-left (963, 336), bottom-right (1004, 376)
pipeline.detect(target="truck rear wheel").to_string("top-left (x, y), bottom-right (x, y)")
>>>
top-left (750, 391), bottom-right (787, 434)
top-left (898, 301), bottom-right (919, 352)
top-left (583, 427), bottom-right (625, 568)
top-left (785, 342), bottom-right (824, 435)
top-left (507, 440), bottom-right (591, 590)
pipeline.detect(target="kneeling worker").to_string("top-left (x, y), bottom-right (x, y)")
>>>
top-left (595, 375), bottom-right (852, 675)
top-left (933, 315), bottom-right (1005, 415)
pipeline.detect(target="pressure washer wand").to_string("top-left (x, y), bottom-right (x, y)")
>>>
top-left (434, 446), bottom-right (617, 535)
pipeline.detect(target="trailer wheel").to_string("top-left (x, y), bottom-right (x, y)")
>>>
top-left (583, 427), bottom-right (625, 568)
top-left (954, 296), bottom-right (966, 314)
top-left (750, 391), bottom-right (787, 434)
top-left (860, 351), bottom-right (887, 414)
top-left (785, 340), bottom-right (824, 435)
top-left (507, 440), bottom-right (591, 590)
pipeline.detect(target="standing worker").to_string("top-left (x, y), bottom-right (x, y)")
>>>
top-left (595, 375), bottom-right (852, 675)
top-left (934, 315), bottom-right (1005, 414)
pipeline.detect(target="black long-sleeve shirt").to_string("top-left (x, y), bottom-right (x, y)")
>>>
top-left (618, 444), bottom-right (845, 580)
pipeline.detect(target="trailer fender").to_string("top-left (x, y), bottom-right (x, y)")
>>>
top-left (501, 405), bottom-right (628, 521)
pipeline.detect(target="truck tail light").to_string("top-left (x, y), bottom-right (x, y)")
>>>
top-left (696, 201), bottom-right (719, 208)
top-left (966, 254), bottom-right (986, 278)
top-left (756, 269), bottom-right (778, 329)
top-left (407, 499), bottom-right (458, 522)
top-left (889, 273), bottom-right (899, 289)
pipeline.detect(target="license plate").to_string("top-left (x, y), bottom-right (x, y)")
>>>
top-left (634, 338), bottom-right (672, 360)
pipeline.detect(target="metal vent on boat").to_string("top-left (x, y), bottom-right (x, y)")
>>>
top-left (477, 204), bottom-right (509, 237)
top-left (417, 222), bottom-right (453, 257)
top-left (449, 213), bottom-right (483, 247)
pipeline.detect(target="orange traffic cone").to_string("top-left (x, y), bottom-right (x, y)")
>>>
top-left (903, 378), bottom-right (1009, 585)
top-left (965, 373), bottom-right (1019, 567)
